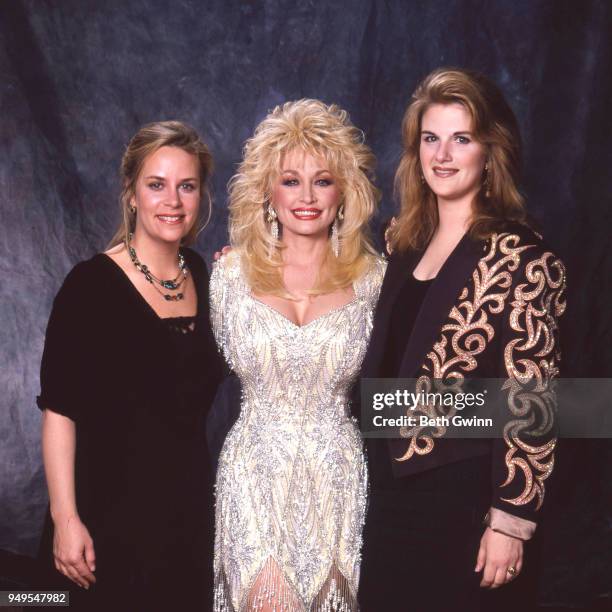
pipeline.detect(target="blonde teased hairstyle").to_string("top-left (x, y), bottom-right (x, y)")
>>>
top-left (108, 120), bottom-right (213, 249)
top-left (229, 99), bottom-right (380, 296)
top-left (388, 68), bottom-right (527, 253)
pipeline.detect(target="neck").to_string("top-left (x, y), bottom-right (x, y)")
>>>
top-left (129, 232), bottom-right (182, 278)
top-left (281, 231), bottom-right (328, 269)
top-left (436, 194), bottom-right (473, 238)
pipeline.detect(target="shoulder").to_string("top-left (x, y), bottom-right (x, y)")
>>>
top-left (355, 255), bottom-right (387, 300)
top-left (211, 250), bottom-right (242, 283)
top-left (181, 246), bottom-right (209, 280)
top-left (488, 223), bottom-right (564, 273)
top-left (386, 246), bottom-right (417, 268)
top-left (56, 254), bottom-right (109, 299)
top-left (487, 225), bottom-right (566, 307)
top-left (368, 254), bottom-right (388, 280)
top-left (489, 222), bottom-right (552, 255)
top-left (47, 255), bottom-right (113, 322)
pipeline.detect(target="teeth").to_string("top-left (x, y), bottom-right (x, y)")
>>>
top-left (159, 216), bottom-right (183, 222)
top-left (293, 210), bottom-right (320, 217)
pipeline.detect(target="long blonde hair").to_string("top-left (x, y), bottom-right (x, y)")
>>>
top-left (388, 68), bottom-right (527, 253)
top-left (228, 99), bottom-right (379, 296)
top-left (108, 120), bottom-right (213, 249)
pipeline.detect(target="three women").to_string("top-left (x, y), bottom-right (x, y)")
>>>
top-left (39, 68), bottom-right (565, 611)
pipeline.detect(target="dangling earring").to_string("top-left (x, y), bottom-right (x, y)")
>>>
top-left (419, 164), bottom-right (426, 185)
top-left (266, 203), bottom-right (279, 241)
top-left (484, 163), bottom-right (491, 198)
top-left (129, 203), bottom-right (136, 214)
top-left (331, 205), bottom-right (343, 257)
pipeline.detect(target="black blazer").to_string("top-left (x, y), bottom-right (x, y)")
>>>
top-left (358, 223), bottom-right (566, 522)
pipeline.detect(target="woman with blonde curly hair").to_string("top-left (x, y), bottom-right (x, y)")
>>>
top-left (358, 68), bottom-right (566, 611)
top-left (210, 99), bottom-right (386, 611)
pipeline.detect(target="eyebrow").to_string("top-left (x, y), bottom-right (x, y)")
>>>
top-left (144, 175), bottom-right (199, 181)
top-left (280, 169), bottom-right (332, 176)
top-left (421, 130), bottom-right (473, 136)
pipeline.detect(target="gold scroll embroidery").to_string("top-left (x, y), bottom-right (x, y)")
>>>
top-left (397, 233), bottom-right (529, 461)
top-left (501, 252), bottom-right (566, 509)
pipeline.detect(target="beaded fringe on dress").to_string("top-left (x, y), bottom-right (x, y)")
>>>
top-left (214, 558), bottom-right (358, 611)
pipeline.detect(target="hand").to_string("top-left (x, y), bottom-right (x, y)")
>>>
top-left (53, 514), bottom-right (96, 588)
top-left (213, 245), bottom-right (232, 261)
top-left (475, 527), bottom-right (523, 588)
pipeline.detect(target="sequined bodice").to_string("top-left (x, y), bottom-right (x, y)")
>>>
top-left (210, 252), bottom-right (386, 612)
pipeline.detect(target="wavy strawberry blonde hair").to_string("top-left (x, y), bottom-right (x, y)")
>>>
top-left (387, 68), bottom-right (527, 253)
top-left (228, 99), bottom-right (380, 296)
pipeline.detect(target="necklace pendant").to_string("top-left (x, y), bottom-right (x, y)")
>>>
top-left (163, 292), bottom-right (184, 301)
top-left (161, 279), bottom-right (178, 290)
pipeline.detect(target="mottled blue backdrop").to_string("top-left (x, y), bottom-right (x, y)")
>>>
top-left (1, 0), bottom-right (610, 606)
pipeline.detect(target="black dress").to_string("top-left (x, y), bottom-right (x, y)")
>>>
top-left (361, 274), bottom-right (491, 610)
top-left (36, 249), bottom-right (224, 611)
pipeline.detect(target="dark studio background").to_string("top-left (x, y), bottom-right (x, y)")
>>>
top-left (0, 0), bottom-right (610, 608)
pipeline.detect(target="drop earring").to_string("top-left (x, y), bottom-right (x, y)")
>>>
top-left (331, 205), bottom-right (343, 257)
top-left (484, 163), bottom-right (491, 198)
top-left (266, 204), bottom-right (279, 241)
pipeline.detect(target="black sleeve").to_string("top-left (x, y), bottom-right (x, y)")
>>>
top-left (491, 246), bottom-right (567, 521)
top-left (37, 262), bottom-right (92, 421)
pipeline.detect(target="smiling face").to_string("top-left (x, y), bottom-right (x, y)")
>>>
top-left (132, 146), bottom-right (201, 246)
top-left (419, 102), bottom-right (487, 206)
top-left (271, 149), bottom-right (341, 241)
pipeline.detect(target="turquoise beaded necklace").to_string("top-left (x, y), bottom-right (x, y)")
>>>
top-left (126, 234), bottom-right (189, 302)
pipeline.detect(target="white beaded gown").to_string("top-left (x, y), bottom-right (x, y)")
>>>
top-left (209, 252), bottom-right (386, 612)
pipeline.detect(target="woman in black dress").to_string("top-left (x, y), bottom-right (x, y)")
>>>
top-left (37, 121), bottom-right (224, 610)
top-left (358, 69), bottom-right (566, 610)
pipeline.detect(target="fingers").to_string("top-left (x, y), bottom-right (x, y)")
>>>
top-left (213, 245), bottom-right (232, 261)
top-left (56, 558), bottom-right (89, 589)
top-left (480, 559), bottom-right (497, 588)
top-left (84, 540), bottom-right (97, 575)
top-left (55, 549), bottom-right (96, 588)
top-left (474, 541), bottom-right (486, 573)
top-left (480, 557), bottom-right (522, 588)
top-left (491, 567), bottom-right (508, 589)
top-left (73, 557), bottom-right (96, 586)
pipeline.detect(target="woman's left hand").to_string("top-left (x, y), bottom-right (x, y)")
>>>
top-left (475, 527), bottom-right (523, 588)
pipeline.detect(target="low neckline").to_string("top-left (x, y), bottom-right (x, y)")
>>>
top-left (412, 274), bottom-right (436, 283)
top-left (249, 293), bottom-right (359, 330)
top-left (99, 253), bottom-right (200, 321)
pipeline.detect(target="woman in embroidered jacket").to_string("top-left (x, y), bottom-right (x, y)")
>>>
top-left (210, 100), bottom-right (386, 611)
top-left (358, 69), bottom-right (566, 611)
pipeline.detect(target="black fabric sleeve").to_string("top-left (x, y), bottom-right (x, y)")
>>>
top-left (491, 246), bottom-right (567, 522)
top-left (37, 262), bottom-right (92, 421)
